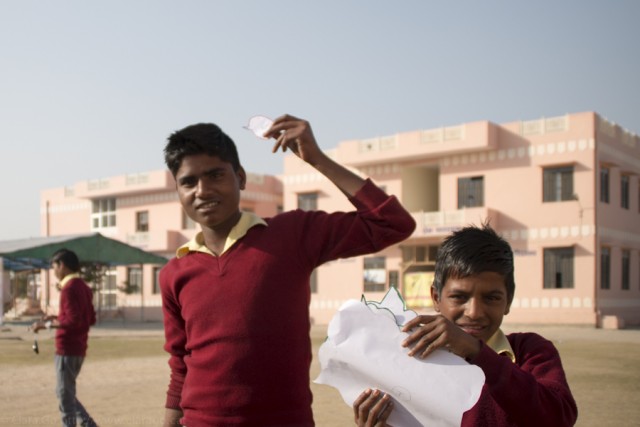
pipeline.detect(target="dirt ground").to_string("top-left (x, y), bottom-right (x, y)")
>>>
top-left (1, 319), bottom-right (639, 426)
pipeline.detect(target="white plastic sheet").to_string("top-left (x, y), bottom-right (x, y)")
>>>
top-left (315, 289), bottom-right (485, 427)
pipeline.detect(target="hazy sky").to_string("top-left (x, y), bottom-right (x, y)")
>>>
top-left (1, 1), bottom-right (639, 240)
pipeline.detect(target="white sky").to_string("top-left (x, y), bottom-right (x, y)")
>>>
top-left (1, 1), bottom-right (639, 240)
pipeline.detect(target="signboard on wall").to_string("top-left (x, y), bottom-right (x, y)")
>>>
top-left (403, 272), bottom-right (434, 308)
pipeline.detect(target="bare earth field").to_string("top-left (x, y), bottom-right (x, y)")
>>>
top-left (1, 320), bottom-right (639, 427)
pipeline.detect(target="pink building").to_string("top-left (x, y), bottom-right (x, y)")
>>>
top-left (285, 112), bottom-right (639, 328)
top-left (40, 170), bottom-right (282, 321)
top-left (39, 111), bottom-right (639, 328)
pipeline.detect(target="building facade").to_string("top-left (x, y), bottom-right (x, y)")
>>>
top-left (39, 111), bottom-right (640, 328)
top-left (285, 111), bottom-right (640, 328)
top-left (39, 169), bottom-right (282, 321)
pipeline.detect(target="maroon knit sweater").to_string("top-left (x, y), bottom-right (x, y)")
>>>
top-left (161, 180), bottom-right (416, 427)
top-left (55, 277), bottom-right (96, 357)
top-left (462, 332), bottom-right (578, 427)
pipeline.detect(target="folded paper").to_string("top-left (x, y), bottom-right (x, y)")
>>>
top-left (315, 288), bottom-right (485, 427)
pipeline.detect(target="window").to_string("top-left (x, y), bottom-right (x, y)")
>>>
top-left (100, 267), bottom-right (118, 309)
top-left (297, 193), bottom-right (318, 211)
top-left (543, 247), bottom-right (574, 289)
top-left (91, 198), bottom-right (116, 229)
top-left (364, 256), bottom-right (386, 292)
top-left (153, 267), bottom-right (161, 294)
top-left (543, 166), bottom-right (573, 202)
top-left (600, 247), bottom-right (610, 290)
top-left (600, 167), bottom-right (609, 203)
top-left (310, 269), bottom-right (318, 294)
top-left (402, 245), bottom-right (439, 263)
top-left (182, 211), bottom-right (197, 230)
top-left (621, 175), bottom-right (630, 209)
top-left (126, 267), bottom-right (142, 294)
top-left (458, 176), bottom-right (484, 208)
top-left (622, 250), bottom-right (630, 290)
top-left (136, 211), bottom-right (149, 232)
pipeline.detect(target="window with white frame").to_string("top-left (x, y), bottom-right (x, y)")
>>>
top-left (543, 247), bottom-right (574, 289)
top-left (297, 192), bottom-right (318, 211)
top-left (543, 166), bottom-right (573, 202)
top-left (91, 198), bottom-right (116, 229)
top-left (100, 267), bottom-right (118, 310)
top-left (458, 176), bottom-right (484, 208)
top-left (126, 267), bottom-right (143, 294)
top-left (136, 211), bottom-right (149, 232)
top-left (363, 256), bottom-right (386, 292)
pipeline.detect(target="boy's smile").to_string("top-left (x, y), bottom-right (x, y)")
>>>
top-left (432, 271), bottom-right (511, 343)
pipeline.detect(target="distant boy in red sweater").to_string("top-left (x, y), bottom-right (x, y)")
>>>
top-left (160, 114), bottom-right (416, 427)
top-left (32, 248), bottom-right (97, 427)
top-left (353, 224), bottom-right (578, 427)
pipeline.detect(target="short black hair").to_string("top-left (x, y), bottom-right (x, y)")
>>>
top-left (164, 123), bottom-right (241, 176)
top-left (51, 248), bottom-right (81, 273)
top-left (432, 223), bottom-right (515, 304)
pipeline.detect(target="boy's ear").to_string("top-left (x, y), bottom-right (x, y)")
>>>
top-left (430, 286), bottom-right (441, 313)
top-left (238, 166), bottom-right (247, 190)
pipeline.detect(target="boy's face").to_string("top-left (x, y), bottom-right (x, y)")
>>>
top-left (431, 271), bottom-right (511, 343)
top-left (175, 154), bottom-right (246, 232)
top-left (51, 261), bottom-right (65, 281)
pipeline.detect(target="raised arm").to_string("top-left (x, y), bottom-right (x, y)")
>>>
top-left (263, 114), bottom-right (366, 197)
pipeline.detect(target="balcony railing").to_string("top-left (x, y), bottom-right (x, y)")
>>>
top-left (411, 207), bottom-right (497, 237)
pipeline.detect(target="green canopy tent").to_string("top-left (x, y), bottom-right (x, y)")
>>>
top-left (0, 233), bottom-right (168, 324)
top-left (0, 233), bottom-right (168, 267)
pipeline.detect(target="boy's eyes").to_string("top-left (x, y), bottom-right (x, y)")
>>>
top-left (178, 171), bottom-right (224, 187)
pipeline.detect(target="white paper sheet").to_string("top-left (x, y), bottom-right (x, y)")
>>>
top-left (315, 289), bottom-right (485, 427)
top-left (243, 115), bottom-right (273, 139)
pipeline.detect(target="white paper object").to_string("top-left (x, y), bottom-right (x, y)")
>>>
top-left (243, 115), bottom-right (273, 139)
top-left (315, 289), bottom-right (485, 427)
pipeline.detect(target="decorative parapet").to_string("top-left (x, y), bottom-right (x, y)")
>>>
top-left (420, 125), bottom-right (465, 144)
top-left (87, 178), bottom-right (110, 191)
top-left (598, 115), bottom-right (638, 148)
top-left (125, 173), bottom-right (150, 186)
top-left (520, 115), bottom-right (568, 136)
top-left (358, 135), bottom-right (398, 153)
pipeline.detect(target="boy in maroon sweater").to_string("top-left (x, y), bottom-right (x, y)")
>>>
top-left (32, 248), bottom-right (97, 427)
top-left (353, 224), bottom-right (578, 427)
top-left (160, 114), bottom-right (416, 427)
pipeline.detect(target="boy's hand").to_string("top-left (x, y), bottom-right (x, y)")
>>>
top-left (401, 314), bottom-right (481, 360)
top-left (353, 389), bottom-right (393, 427)
top-left (263, 114), bottom-right (325, 166)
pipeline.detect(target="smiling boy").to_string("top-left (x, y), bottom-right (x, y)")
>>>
top-left (353, 224), bottom-right (578, 427)
top-left (160, 114), bottom-right (415, 427)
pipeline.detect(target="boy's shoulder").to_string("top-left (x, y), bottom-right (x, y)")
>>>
top-left (506, 331), bottom-right (560, 357)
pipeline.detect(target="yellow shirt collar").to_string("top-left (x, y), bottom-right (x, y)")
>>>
top-left (59, 273), bottom-right (81, 289)
top-left (486, 328), bottom-right (516, 363)
top-left (176, 212), bottom-right (267, 258)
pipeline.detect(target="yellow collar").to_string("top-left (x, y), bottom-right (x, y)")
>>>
top-left (486, 329), bottom-right (516, 363)
top-left (176, 212), bottom-right (267, 258)
top-left (59, 273), bottom-right (81, 289)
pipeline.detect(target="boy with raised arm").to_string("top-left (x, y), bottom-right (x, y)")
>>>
top-left (160, 114), bottom-right (416, 426)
